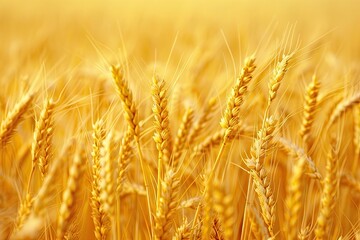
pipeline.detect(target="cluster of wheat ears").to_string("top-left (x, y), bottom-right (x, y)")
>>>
top-left (1, 2), bottom-right (360, 239)
top-left (1, 47), bottom-right (360, 239)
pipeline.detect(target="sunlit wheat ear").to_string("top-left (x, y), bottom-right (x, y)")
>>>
top-left (0, 93), bottom-right (34, 146)
top-left (328, 92), bottom-right (360, 127)
top-left (268, 54), bottom-right (292, 105)
top-left (56, 153), bottom-right (85, 240)
top-left (172, 107), bottom-right (194, 169)
top-left (179, 197), bottom-right (202, 210)
top-left (220, 55), bottom-right (256, 140)
top-left (299, 75), bottom-right (320, 148)
top-left (116, 129), bottom-right (133, 194)
top-left (340, 174), bottom-right (360, 193)
top-left (285, 157), bottom-right (306, 240)
top-left (154, 169), bottom-right (180, 240)
top-left (152, 74), bottom-right (173, 211)
top-left (172, 218), bottom-right (191, 240)
top-left (188, 97), bottom-right (216, 146)
top-left (33, 98), bottom-right (55, 179)
top-left (152, 74), bottom-right (173, 168)
top-left (90, 120), bottom-right (110, 240)
top-left (13, 193), bottom-right (33, 233)
top-left (111, 65), bottom-right (140, 141)
top-left (213, 181), bottom-right (234, 239)
top-left (315, 140), bottom-right (339, 240)
top-left (245, 116), bottom-right (277, 237)
top-left (100, 130), bottom-right (115, 217)
top-left (248, 206), bottom-right (269, 240)
top-left (278, 137), bottom-right (322, 180)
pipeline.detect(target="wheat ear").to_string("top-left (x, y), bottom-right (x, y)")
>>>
top-left (13, 193), bottom-right (33, 233)
top-left (315, 141), bottom-right (339, 239)
top-left (90, 120), bottom-right (110, 240)
top-left (116, 129), bottom-right (133, 194)
top-left (278, 137), bottom-right (322, 180)
top-left (36, 98), bottom-right (55, 179)
top-left (152, 74), bottom-right (173, 211)
top-left (299, 75), bottom-right (320, 148)
top-left (285, 157), bottom-right (306, 240)
top-left (328, 92), bottom-right (360, 126)
top-left (0, 93), bottom-right (33, 146)
top-left (112, 65), bottom-right (152, 232)
top-left (172, 108), bottom-right (194, 169)
top-left (172, 218), bottom-right (191, 240)
top-left (245, 116), bottom-right (277, 237)
top-left (100, 130), bottom-right (115, 217)
top-left (220, 55), bottom-right (256, 139)
top-left (187, 97), bottom-right (216, 146)
top-left (111, 65), bottom-right (140, 140)
top-left (56, 153), bottom-right (85, 239)
top-left (154, 169), bottom-right (180, 240)
top-left (268, 54), bottom-right (292, 105)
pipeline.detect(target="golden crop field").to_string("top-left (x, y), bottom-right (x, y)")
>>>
top-left (1, 0), bottom-right (360, 239)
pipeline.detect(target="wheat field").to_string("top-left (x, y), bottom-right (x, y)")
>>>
top-left (1, 0), bottom-right (360, 239)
